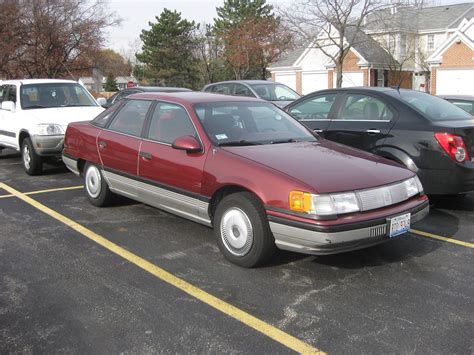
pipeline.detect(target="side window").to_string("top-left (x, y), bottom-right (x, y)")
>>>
top-left (340, 94), bottom-right (394, 121)
top-left (91, 102), bottom-right (122, 128)
top-left (147, 102), bottom-right (197, 144)
top-left (0, 85), bottom-right (8, 103)
top-left (289, 94), bottom-right (336, 121)
top-left (203, 85), bottom-right (215, 93)
top-left (6, 85), bottom-right (17, 102)
top-left (234, 84), bottom-right (254, 97)
top-left (108, 99), bottom-right (152, 136)
top-left (214, 84), bottom-right (233, 95)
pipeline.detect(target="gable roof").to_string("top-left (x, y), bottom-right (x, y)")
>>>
top-left (269, 27), bottom-right (393, 69)
top-left (364, 2), bottom-right (474, 33)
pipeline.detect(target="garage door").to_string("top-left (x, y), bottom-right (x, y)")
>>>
top-left (301, 72), bottom-right (328, 94)
top-left (436, 69), bottom-right (474, 95)
top-left (333, 72), bottom-right (364, 88)
top-left (274, 73), bottom-right (297, 92)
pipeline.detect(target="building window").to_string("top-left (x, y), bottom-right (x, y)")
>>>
top-left (399, 34), bottom-right (407, 57)
top-left (427, 34), bottom-right (434, 51)
top-left (388, 34), bottom-right (396, 51)
top-left (377, 70), bottom-right (385, 87)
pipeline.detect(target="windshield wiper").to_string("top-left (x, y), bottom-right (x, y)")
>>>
top-left (218, 140), bottom-right (262, 147)
top-left (270, 138), bottom-right (299, 144)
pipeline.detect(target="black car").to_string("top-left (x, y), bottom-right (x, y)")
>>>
top-left (202, 80), bottom-right (300, 107)
top-left (103, 86), bottom-right (192, 108)
top-left (285, 87), bottom-right (474, 195)
top-left (438, 95), bottom-right (474, 116)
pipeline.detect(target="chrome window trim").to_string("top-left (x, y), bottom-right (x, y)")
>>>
top-left (333, 119), bottom-right (392, 123)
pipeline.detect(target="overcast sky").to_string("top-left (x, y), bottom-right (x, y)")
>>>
top-left (105, 0), bottom-right (223, 56)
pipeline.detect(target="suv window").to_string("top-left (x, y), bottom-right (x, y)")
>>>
top-left (288, 93), bottom-right (336, 121)
top-left (108, 99), bottom-right (152, 136)
top-left (340, 94), bottom-right (394, 121)
top-left (148, 103), bottom-right (197, 144)
top-left (234, 84), bottom-right (254, 97)
top-left (0, 85), bottom-right (8, 103)
top-left (6, 85), bottom-right (17, 102)
top-left (20, 83), bottom-right (96, 109)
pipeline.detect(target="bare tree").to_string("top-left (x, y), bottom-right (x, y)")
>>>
top-left (379, 33), bottom-right (417, 87)
top-left (0, 0), bottom-right (120, 79)
top-left (193, 23), bottom-right (225, 84)
top-left (279, 0), bottom-right (391, 88)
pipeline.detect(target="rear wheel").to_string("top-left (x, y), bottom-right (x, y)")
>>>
top-left (21, 137), bottom-right (43, 175)
top-left (214, 192), bottom-right (276, 268)
top-left (84, 162), bottom-right (114, 206)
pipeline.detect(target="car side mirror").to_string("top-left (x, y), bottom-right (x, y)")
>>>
top-left (96, 97), bottom-right (107, 106)
top-left (1, 101), bottom-right (15, 111)
top-left (172, 135), bottom-right (202, 153)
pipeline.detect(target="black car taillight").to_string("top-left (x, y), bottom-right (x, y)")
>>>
top-left (434, 132), bottom-right (470, 163)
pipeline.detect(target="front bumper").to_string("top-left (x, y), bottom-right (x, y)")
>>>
top-left (268, 200), bottom-right (429, 255)
top-left (31, 135), bottom-right (64, 156)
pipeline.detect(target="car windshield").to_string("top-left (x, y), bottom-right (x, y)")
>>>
top-left (193, 101), bottom-right (316, 146)
top-left (250, 84), bottom-right (299, 101)
top-left (20, 83), bottom-right (98, 109)
top-left (395, 91), bottom-right (472, 121)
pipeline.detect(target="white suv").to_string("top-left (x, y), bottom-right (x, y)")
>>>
top-left (0, 79), bottom-right (105, 175)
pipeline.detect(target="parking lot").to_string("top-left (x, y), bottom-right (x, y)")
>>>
top-left (0, 148), bottom-right (473, 353)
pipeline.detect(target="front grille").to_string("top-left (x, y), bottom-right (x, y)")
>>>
top-left (356, 179), bottom-right (416, 212)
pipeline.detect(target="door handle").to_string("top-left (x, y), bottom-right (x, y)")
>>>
top-left (140, 151), bottom-right (152, 160)
top-left (366, 129), bottom-right (380, 134)
top-left (98, 141), bottom-right (107, 149)
top-left (313, 129), bottom-right (323, 133)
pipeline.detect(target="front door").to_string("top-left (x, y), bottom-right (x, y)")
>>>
top-left (325, 92), bottom-right (397, 152)
top-left (0, 85), bottom-right (19, 149)
top-left (138, 101), bottom-right (208, 223)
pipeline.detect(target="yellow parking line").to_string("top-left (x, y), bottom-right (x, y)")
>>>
top-left (410, 229), bottom-right (474, 249)
top-left (0, 185), bottom-right (83, 199)
top-left (0, 182), bottom-right (322, 355)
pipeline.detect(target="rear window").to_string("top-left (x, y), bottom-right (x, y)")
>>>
top-left (396, 91), bottom-right (471, 121)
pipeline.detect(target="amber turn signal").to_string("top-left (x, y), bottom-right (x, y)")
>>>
top-left (289, 191), bottom-right (312, 213)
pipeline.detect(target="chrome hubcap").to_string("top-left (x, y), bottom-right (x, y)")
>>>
top-left (23, 145), bottom-right (31, 170)
top-left (220, 207), bottom-right (253, 256)
top-left (85, 165), bottom-right (102, 198)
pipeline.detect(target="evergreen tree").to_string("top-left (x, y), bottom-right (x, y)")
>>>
top-left (104, 73), bottom-right (118, 91)
top-left (135, 9), bottom-right (198, 88)
top-left (213, 0), bottom-right (273, 32)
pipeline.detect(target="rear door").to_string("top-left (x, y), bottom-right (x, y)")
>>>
top-left (286, 92), bottom-right (339, 134)
top-left (325, 92), bottom-right (397, 152)
top-left (97, 99), bottom-right (153, 198)
top-left (138, 101), bottom-right (208, 223)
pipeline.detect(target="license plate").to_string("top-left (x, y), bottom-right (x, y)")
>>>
top-left (388, 213), bottom-right (411, 237)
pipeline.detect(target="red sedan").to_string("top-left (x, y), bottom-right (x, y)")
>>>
top-left (63, 92), bottom-right (429, 267)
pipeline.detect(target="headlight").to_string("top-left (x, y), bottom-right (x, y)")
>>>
top-left (289, 191), bottom-right (360, 217)
top-left (289, 176), bottom-right (424, 218)
top-left (36, 124), bottom-right (64, 135)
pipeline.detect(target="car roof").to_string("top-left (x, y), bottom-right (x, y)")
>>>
top-left (206, 80), bottom-right (278, 86)
top-left (0, 79), bottom-right (78, 85)
top-left (129, 86), bottom-right (192, 92)
top-left (128, 91), bottom-right (267, 105)
top-left (437, 95), bottom-right (474, 100)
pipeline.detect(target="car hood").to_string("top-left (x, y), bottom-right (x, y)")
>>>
top-left (21, 106), bottom-right (104, 128)
top-left (222, 140), bottom-right (414, 193)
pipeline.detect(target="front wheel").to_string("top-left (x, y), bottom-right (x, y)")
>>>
top-left (21, 137), bottom-right (43, 175)
top-left (214, 192), bottom-right (276, 268)
top-left (84, 162), bottom-right (114, 206)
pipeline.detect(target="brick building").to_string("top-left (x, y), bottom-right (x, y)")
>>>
top-left (269, 2), bottom-right (474, 95)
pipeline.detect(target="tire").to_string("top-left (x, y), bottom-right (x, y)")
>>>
top-left (84, 162), bottom-right (114, 207)
top-left (21, 137), bottom-right (43, 175)
top-left (214, 192), bottom-right (276, 268)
